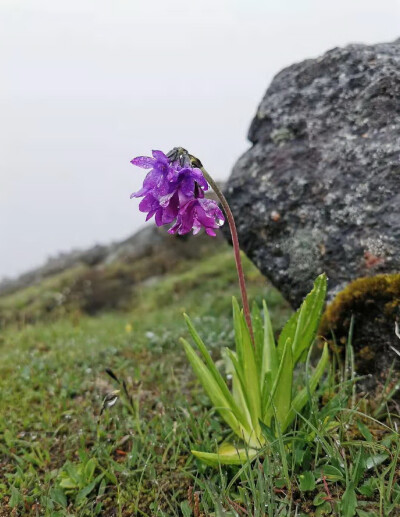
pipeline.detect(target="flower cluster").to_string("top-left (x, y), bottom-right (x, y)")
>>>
top-left (130, 150), bottom-right (224, 236)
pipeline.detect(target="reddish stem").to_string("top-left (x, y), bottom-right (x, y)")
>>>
top-left (200, 168), bottom-right (255, 347)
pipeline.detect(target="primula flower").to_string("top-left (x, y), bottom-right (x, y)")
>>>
top-left (130, 149), bottom-right (172, 200)
top-left (130, 149), bottom-right (224, 236)
top-left (168, 198), bottom-right (224, 237)
top-left (136, 191), bottom-right (179, 226)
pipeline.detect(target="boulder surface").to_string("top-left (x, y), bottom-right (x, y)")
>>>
top-left (224, 39), bottom-right (400, 310)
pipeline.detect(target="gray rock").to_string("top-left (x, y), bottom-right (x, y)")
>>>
top-left (224, 38), bottom-right (400, 308)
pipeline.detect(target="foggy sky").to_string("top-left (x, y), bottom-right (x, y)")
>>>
top-left (1, 0), bottom-right (399, 279)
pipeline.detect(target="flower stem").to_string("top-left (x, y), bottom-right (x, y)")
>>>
top-left (200, 167), bottom-right (255, 347)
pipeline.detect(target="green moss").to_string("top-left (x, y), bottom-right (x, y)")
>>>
top-left (321, 273), bottom-right (400, 335)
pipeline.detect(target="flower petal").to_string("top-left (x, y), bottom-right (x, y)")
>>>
top-left (143, 169), bottom-right (163, 190)
top-left (139, 194), bottom-right (159, 213)
top-left (199, 198), bottom-right (225, 225)
top-left (145, 209), bottom-right (156, 221)
top-left (155, 209), bottom-right (164, 226)
top-left (195, 205), bottom-right (218, 229)
top-left (180, 175), bottom-right (195, 197)
top-left (192, 168), bottom-right (209, 191)
top-left (130, 190), bottom-right (143, 199)
top-left (152, 150), bottom-right (168, 162)
top-left (131, 156), bottom-right (155, 168)
top-left (162, 193), bottom-right (179, 222)
top-left (168, 220), bottom-right (179, 234)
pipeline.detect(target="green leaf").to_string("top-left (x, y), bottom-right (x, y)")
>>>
top-left (313, 492), bottom-right (328, 506)
top-left (356, 511), bottom-right (378, 517)
top-left (299, 471), bottom-right (316, 492)
top-left (59, 476), bottom-right (79, 490)
top-left (180, 500), bottom-right (193, 517)
top-left (9, 486), bottom-right (22, 508)
top-left (84, 458), bottom-right (97, 482)
top-left (66, 462), bottom-right (82, 484)
top-left (357, 420), bottom-right (373, 442)
top-left (365, 453), bottom-right (388, 470)
top-left (358, 478), bottom-right (377, 497)
top-left (50, 488), bottom-right (67, 508)
top-left (315, 502), bottom-right (333, 516)
top-left (183, 314), bottom-right (249, 430)
top-left (191, 442), bottom-right (258, 466)
top-left (262, 337), bottom-right (291, 424)
top-left (232, 297), bottom-right (244, 365)
top-left (277, 312), bottom-right (297, 361)
top-left (75, 479), bottom-right (99, 505)
top-left (341, 482), bottom-right (357, 517)
top-left (318, 464), bottom-right (345, 481)
top-left (272, 402), bottom-right (290, 487)
top-left (97, 478), bottom-right (107, 497)
top-left (278, 274), bottom-right (327, 364)
top-left (258, 419), bottom-right (275, 443)
top-left (101, 467), bottom-right (118, 485)
top-left (272, 338), bottom-right (293, 428)
top-left (261, 300), bottom-right (278, 393)
top-left (352, 448), bottom-right (367, 486)
top-left (274, 478), bottom-right (287, 488)
top-left (251, 301), bottom-right (264, 377)
top-left (181, 338), bottom-right (248, 441)
top-left (224, 348), bottom-right (252, 430)
top-left (261, 370), bottom-right (273, 422)
top-left (283, 343), bottom-right (329, 431)
top-left (232, 299), bottom-right (261, 437)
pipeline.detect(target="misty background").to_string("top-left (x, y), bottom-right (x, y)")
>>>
top-left (1, 0), bottom-right (399, 280)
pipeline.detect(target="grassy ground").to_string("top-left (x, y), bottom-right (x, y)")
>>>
top-left (0, 250), bottom-right (399, 516)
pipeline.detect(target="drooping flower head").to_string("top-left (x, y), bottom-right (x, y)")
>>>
top-left (130, 148), bottom-right (224, 236)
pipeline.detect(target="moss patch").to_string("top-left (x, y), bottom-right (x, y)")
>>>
top-left (321, 273), bottom-right (400, 380)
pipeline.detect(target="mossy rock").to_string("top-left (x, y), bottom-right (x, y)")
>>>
top-left (321, 274), bottom-right (400, 387)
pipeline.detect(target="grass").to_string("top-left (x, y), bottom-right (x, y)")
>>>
top-left (0, 249), bottom-right (399, 516)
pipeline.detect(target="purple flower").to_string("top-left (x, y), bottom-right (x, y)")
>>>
top-left (130, 150), bottom-right (172, 199)
top-left (167, 167), bottom-right (209, 197)
top-left (168, 198), bottom-right (224, 237)
top-left (137, 192), bottom-right (179, 226)
top-left (130, 150), bottom-right (179, 226)
top-left (130, 149), bottom-right (225, 236)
